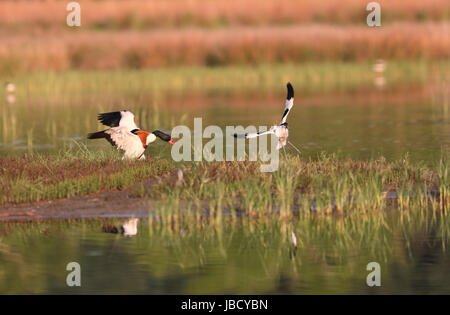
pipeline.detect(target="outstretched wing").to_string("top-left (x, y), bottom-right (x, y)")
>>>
top-left (280, 82), bottom-right (294, 125)
top-left (233, 129), bottom-right (275, 139)
top-left (98, 110), bottom-right (139, 131)
top-left (232, 83), bottom-right (294, 139)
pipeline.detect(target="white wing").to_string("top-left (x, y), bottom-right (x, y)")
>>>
top-left (245, 129), bottom-right (275, 139)
top-left (280, 83), bottom-right (294, 125)
top-left (233, 129), bottom-right (275, 139)
top-left (119, 111), bottom-right (139, 131)
top-left (97, 110), bottom-right (139, 131)
top-left (105, 126), bottom-right (145, 159)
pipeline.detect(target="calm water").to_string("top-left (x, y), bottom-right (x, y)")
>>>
top-left (0, 91), bottom-right (448, 164)
top-left (0, 213), bottom-right (449, 294)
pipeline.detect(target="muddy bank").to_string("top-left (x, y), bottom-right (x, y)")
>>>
top-left (0, 188), bottom-right (155, 221)
top-left (0, 182), bottom-right (442, 221)
top-left (0, 172), bottom-right (175, 221)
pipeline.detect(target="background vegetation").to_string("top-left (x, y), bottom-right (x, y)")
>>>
top-left (0, 0), bottom-right (448, 76)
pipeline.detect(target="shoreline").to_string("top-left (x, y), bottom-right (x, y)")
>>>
top-left (0, 155), bottom-right (446, 222)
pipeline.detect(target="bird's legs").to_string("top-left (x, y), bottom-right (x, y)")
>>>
top-left (288, 140), bottom-right (302, 155)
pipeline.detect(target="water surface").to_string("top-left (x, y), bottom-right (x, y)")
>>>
top-left (1, 91), bottom-right (448, 164)
top-left (0, 212), bottom-right (448, 294)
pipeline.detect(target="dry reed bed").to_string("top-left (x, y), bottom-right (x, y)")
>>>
top-left (1, 22), bottom-right (448, 74)
top-left (1, 0), bottom-right (448, 29)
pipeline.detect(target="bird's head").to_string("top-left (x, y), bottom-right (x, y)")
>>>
top-left (151, 130), bottom-right (175, 145)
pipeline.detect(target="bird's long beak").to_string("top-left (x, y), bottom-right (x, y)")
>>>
top-left (169, 138), bottom-right (175, 145)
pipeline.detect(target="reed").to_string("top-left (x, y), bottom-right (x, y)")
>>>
top-left (1, 23), bottom-right (448, 75)
top-left (1, 0), bottom-right (447, 30)
top-left (144, 153), bottom-right (446, 223)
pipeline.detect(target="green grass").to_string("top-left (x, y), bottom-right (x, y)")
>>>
top-left (1, 146), bottom-right (447, 210)
top-left (138, 153), bottom-right (448, 219)
top-left (0, 146), bottom-right (174, 204)
top-left (2, 60), bottom-right (448, 99)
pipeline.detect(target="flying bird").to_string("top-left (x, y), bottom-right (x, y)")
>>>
top-left (234, 82), bottom-right (301, 154)
top-left (87, 110), bottom-right (175, 160)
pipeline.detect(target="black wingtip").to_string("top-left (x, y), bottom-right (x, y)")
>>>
top-left (286, 82), bottom-right (294, 100)
top-left (97, 111), bottom-right (123, 128)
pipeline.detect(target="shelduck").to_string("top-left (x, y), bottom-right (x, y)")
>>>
top-left (87, 110), bottom-right (174, 160)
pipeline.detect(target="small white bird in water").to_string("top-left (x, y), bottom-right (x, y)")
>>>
top-left (233, 82), bottom-right (301, 154)
top-left (87, 110), bottom-right (175, 160)
top-left (121, 218), bottom-right (139, 237)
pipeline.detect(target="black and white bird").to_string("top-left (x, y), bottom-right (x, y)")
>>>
top-left (87, 110), bottom-right (175, 160)
top-left (234, 82), bottom-right (300, 154)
